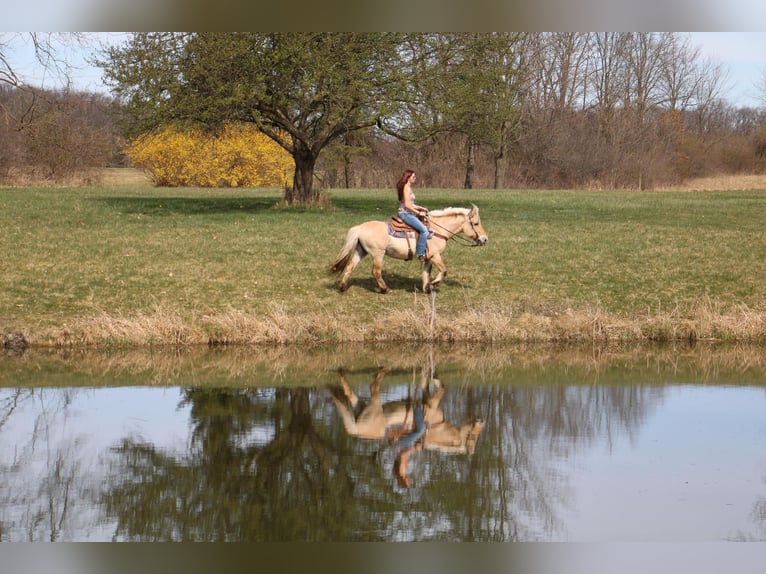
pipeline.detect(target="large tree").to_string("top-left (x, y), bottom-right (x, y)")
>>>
top-left (452, 33), bottom-right (528, 189)
top-left (99, 32), bottom-right (409, 204)
top-left (385, 33), bottom-right (528, 189)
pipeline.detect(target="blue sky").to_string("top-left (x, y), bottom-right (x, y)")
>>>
top-left (6, 32), bottom-right (766, 108)
top-left (688, 32), bottom-right (766, 107)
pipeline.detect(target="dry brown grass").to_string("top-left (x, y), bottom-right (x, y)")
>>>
top-left (24, 297), bottom-right (766, 348)
top-left (0, 166), bottom-right (108, 187)
top-left (655, 174), bottom-right (766, 192)
top-left (100, 168), bottom-right (151, 186)
top-left (0, 167), bottom-right (151, 188)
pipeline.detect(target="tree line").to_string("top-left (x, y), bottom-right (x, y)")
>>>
top-left (3, 33), bottom-right (766, 195)
top-left (0, 84), bottom-right (119, 183)
top-left (0, 33), bottom-right (119, 184)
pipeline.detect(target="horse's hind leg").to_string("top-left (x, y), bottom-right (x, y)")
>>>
top-left (371, 253), bottom-right (391, 294)
top-left (338, 246), bottom-right (365, 293)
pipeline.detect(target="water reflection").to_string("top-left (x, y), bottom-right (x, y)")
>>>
top-left (328, 366), bottom-right (484, 489)
top-left (103, 386), bottom-right (347, 541)
top-left (1, 345), bottom-right (765, 542)
top-left (0, 388), bottom-right (100, 541)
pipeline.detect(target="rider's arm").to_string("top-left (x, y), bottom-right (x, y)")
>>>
top-left (403, 185), bottom-right (428, 216)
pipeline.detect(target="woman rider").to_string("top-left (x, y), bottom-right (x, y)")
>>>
top-left (396, 169), bottom-right (431, 261)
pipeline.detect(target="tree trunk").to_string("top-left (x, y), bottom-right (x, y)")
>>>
top-left (343, 157), bottom-right (351, 189)
top-left (286, 144), bottom-right (319, 204)
top-left (464, 139), bottom-right (476, 189)
top-left (493, 148), bottom-right (505, 189)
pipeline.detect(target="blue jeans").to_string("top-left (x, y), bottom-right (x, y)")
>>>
top-left (397, 211), bottom-right (429, 257)
top-left (392, 405), bottom-right (427, 450)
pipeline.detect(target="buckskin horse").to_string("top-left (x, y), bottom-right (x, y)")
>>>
top-left (327, 367), bottom-right (485, 456)
top-left (329, 205), bottom-right (488, 293)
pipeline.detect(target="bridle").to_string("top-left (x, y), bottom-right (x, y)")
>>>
top-left (427, 211), bottom-right (483, 247)
top-left (465, 213), bottom-right (483, 243)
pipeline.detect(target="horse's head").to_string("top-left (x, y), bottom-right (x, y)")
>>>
top-left (423, 418), bottom-right (485, 455)
top-left (464, 204), bottom-right (488, 246)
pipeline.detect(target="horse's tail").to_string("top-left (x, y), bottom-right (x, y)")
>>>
top-left (329, 225), bottom-right (362, 275)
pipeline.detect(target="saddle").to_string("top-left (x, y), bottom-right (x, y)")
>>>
top-left (387, 215), bottom-right (431, 261)
top-left (388, 216), bottom-right (418, 236)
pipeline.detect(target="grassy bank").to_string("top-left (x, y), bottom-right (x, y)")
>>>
top-left (2, 182), bottom-right (766, 347)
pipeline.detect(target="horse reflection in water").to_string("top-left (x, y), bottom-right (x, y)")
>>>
top-left (328, 366), bottom-right (484, 488)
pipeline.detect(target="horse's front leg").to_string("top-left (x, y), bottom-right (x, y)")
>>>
top-left (427, 254), bottom-right (447, 291)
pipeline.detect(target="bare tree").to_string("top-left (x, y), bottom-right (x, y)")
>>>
top-left (755, 66), bottom-right (766, 108)
top-left (623, 33), bottom-right (674, 120)
top-left (0, 33), bottom-right (88, 127)
top-left (589, 33), bottom-right (629, 126)
top-left (658, 33), bottom-right (705, 111)
top-left (687, 57), bottom-right (730, 136)
top-left (0, 33), bottom-right (88, 87)
top-left (528, 32), bottom-right (591, 112)
top-left (0, 35), bottom-right (118, 184)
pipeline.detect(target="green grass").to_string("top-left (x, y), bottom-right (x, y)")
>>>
top-left (2, 184), bottom-right (766, 346)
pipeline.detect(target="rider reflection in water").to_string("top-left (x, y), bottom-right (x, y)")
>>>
top-left (328, 366), bottom-right (484, 490)
top-left (388, 403), bottom-right (428, 489)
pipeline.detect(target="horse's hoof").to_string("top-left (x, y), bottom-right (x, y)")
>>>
top-left (339, 284), bottom-right (348, 293)
top-left (423, 285), bottom-right (432, 294)
top-left (381, 287), bottom-right (391, 294)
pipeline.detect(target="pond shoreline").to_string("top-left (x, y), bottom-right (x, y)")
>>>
top-left (5, 302), bottom-right (766, 349)
top-left (4, 337), bottom-right (766, 388)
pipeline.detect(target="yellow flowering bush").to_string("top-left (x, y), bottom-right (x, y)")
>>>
top-left (127, 123), bottom-right (294, 187)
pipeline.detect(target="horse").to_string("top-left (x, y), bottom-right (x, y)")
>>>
top-left (327, 367), bottom-right (485, 456)
top-left (329, 205), bottom-right (488, 293)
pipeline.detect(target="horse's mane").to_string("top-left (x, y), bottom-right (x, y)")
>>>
top-left (429, 206), bottom-right (472, 218)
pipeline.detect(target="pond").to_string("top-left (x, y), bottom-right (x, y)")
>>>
top-left (1, 344), bottom-right (765, 543)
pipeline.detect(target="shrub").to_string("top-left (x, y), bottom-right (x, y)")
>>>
top-left (127, 123), bottom-right (294, 187)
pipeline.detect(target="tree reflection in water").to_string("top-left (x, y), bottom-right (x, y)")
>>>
top-left (2, 347), bottom-right (765, 542)
top-left (99, 362), bottom-right (666, 542)
top-left (103, 387), bottom-right (359, 541)
top-left (0, 388), bottom-right (89, 541)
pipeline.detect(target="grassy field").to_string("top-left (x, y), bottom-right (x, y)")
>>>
top-left (2, 177), bottom-right (766, 347)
